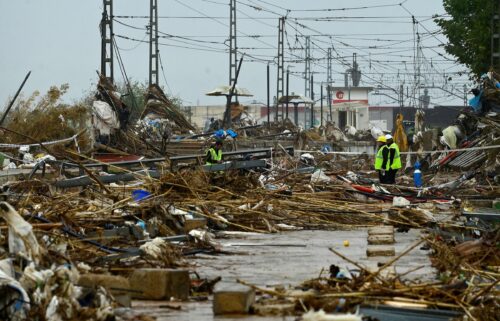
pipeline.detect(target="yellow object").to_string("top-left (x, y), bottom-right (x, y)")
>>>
top-left (393, 113), bottom-right (408, 152)
top-left (343, 240), bottom-right (350, 247)
top-left (376, 135), bottom-right (386, 143)
top-left (374, 145), bottom-right (389, 170)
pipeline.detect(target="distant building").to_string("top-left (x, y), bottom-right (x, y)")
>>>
top-left (329, 86), bottom-right (373, 130)
top-left (368, 105), bottom-right (467, 133)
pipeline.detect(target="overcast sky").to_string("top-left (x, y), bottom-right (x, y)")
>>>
top-left (0, 0), bottom-right (471, 108)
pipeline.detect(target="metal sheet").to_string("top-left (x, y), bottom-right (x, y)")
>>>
top-left (202, 160), bottom-right (266, 172)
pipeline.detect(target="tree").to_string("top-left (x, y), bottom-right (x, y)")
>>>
top-left (435, 0), bottom-right (496, 76)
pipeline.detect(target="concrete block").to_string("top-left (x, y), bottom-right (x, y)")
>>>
top-left (128, 268), bottom-right (190, 300)
top-left (367, 245), bottom-right (395, 257)
top-left (184, 218), bottom-right (207, 233)
top-left (213, 284), bottom-right (255, 315)
top-left (368, 226), bottom-right (394, 236)
top-left (368, 234), bottom-right (395, 245)
top-left (77, 274), bottom-right (131, 307)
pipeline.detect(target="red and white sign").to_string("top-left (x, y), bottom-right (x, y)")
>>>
top-left (336, 91), bottom-right (344, 99)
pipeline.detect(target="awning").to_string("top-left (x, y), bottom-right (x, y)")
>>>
top-left (206, 85), bottom-right (253, 97)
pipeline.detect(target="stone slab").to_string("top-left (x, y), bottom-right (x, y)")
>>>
top-left (213, 284), bottom-right (255, 315)
top-left (367, 234), bottom-right (395, 245)
top-left (367, 245), bottom-right (395, 257)
top-left (77, 273), bottom-right (131, 307)
top-left (367, 226), bottom-right (394, 236)
top-left (129, 268), bottom-right (190, 300)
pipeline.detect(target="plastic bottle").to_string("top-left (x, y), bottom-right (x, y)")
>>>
top-left (413, 161), bottom-right (423, 188)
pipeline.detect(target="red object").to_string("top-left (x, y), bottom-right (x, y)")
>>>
top-left (94, 154), bottom-right (144, 163)
top-left (351, 185), bottom-right (375, 193)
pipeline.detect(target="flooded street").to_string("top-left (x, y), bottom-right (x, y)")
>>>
top-left (133, 228), bottom-right (434, 320)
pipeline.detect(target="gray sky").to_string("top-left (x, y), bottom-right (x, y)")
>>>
top-left (0, 0), bottom-right (471, 108)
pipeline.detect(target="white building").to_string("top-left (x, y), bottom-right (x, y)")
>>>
top-left (329, 86), bottom-right (373, 130)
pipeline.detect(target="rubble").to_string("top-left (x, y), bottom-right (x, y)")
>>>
top-left (0, 74), bottom-right (498, 321)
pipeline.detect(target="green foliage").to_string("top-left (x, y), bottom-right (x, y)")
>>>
top-left (115, 80), bottom-right (184, 123)
top-left (435, 0), bottom-right (496, 76)
top-left (5, 84), bottom-right (90, 147)
top-left (115, 80), bottom-right (148, 122)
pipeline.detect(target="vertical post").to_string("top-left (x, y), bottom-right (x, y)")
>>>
top-left (463, 84), bottom-right (467, 106)
top-left (229, 0), bottom-right (238, 102)
top-left (294, 103), bottom-right (298, 126)
top-left (304, 36), bottom-right (311, 97)
top-left (310, 75), bottom-right (314, 128)
top-left (328, 85), bottom-right (332, 122)
top-left (267, 63), bottom-right (270, 126)
top-left (320, 84), bottom-right (324, 127)
top-left (286, 67), bottom-right (290, 120)
top-left (101, 0), bottom-right (114, 82)
top-left (399, 83), bottom-right (404, 112)
top-left (327, 47), bottom-right (332, 122)
top-left (149, 0), bottom-right (159, 86)
top-left (276, 17), bottom-right (285, 122)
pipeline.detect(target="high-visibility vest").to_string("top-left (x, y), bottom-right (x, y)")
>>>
top-left (389, 143), bottom-right (402, 169)
top-left (374, 145), bottom-right (388, 170)
top-left (206, 148), bottom-right (222, 165)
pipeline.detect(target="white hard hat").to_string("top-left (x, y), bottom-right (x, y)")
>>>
top-left (385, 134), bottom-right (393, 140)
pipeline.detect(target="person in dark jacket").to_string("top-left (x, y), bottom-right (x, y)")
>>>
top-left (385, 134), bottom-right (402, 184)
top-left (374, 136), bottom-right (389, 184)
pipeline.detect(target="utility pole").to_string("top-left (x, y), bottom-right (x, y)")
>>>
top-left (286, 67), bottom-right (290, 120)
top-left (304, 36), bottom-right (311, 97)
top-left (327, 48), bottom-right (333, 122)
top-left (310, 74), bottom-right (314, 128)
top-left (149, 0), bottom-right (159, 86)
top-left (320, 84), bottom-right (323, 127)
top-left (491, 2), bottom-right (500, 70)
top-left (276, 17), bottom-right (285, 122)
top-left (267, 63), bottom-right (270, 126)
top-left (229, 0), bottom-right (237, 90)
top-left (100, 0), bottom-right (114, 82)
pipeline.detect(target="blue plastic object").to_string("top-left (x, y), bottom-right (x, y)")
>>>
top-left (132, 189), bottom-right (151, 201)
top-left (321, 144), bottom-right (332, 153)
top-left (136, 220), bottom-right (146, 230)
top-left (413, 161), bottom-right (422, 188)
top-left (214, 129), bottom-right (226, 139)
top-left (468, 90), bottom-right (483, 113)
top-left (226, 129), bottom-right (238, 138)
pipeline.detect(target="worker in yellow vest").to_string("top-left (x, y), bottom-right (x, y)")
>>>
top-left (385, 134), bottom-right (402, 184)
top-left (206, 140), bottom-right (223, 165)
top-left (374, 135), bottom-right (389, 184)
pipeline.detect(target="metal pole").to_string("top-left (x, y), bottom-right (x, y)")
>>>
top-left (328, 84), bottom-right (332, 122)
top-left (310, 75), bottom-right (314, 128)
top-left (0, 71), bottom-right (31, 126)
top-left (320, 84), bottom-right (323, 127)
top-left (294, 103), bottom-right (298, 125)
top-left (149, 0), bottom-right (159, 86)
top-left (286, 68), bottom-right (289, 120)
top-left (267, 63), bottom-right (270, 126)
top-left (101, 0), bottom-right (113, 82)
top-left (276, 17), bottom-right (285, 122)
top-left (224, 55), bottom-right (244, 128)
